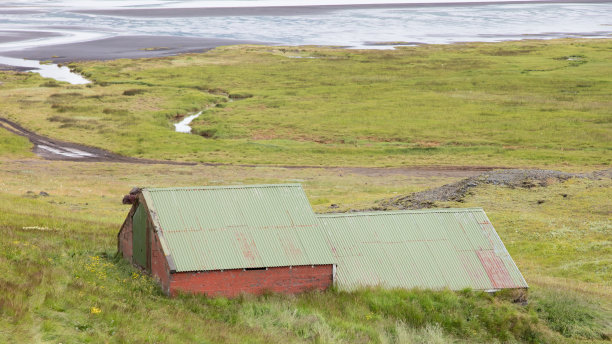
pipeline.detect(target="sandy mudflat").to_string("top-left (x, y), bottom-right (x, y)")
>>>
top-left (0, 9), bottom-right (44, 15)
top-left (0, 64), bottom-right (34, 71)
top-left (0, 30), bottom-right (61, 44)
top-left (71, 0), bottom-right (612, 17)
top-left (2, 35), bottom-right (261, 63)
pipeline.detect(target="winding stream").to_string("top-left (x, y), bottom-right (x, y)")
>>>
top-left (174, 111), bottom-right (203, 133)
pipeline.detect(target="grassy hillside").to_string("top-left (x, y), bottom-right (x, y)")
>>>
top-left (0, 38), bottom-right (610, 167)
top-left (0, 124), bottom-right (33, 158)
top-left (0, 38), bottom-right (610, 343)
top-left (0, 158), bottom-right (609, 343)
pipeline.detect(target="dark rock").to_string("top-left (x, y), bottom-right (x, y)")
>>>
top-left (379, 168), bottom-right (609, 210)
top-left (39, 191), bottom-right (49, 196)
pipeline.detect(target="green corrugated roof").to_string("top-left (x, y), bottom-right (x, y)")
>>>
top-left (142, 184), bottom-right (334, 272)
top-left (318, 208), bottom-right (527, 291)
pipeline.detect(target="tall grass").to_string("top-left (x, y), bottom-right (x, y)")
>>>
top-left (531, 288), bottom-right (608, 340)
top-left (0, 168), bottom-right (610, 343)
top-left (0, 127), bottom-right (32, 158)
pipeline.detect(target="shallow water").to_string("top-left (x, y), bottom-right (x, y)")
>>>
top-left (0, 56), bottom-right (90, 84)
top-left (0, 1), bottom-right (610, 51)
top-left (37, 144), bottom-right (97, 158)
top-left (174, 111), bottom-right (203, 133)
top-left (0, 1), bottom-right (610, 83)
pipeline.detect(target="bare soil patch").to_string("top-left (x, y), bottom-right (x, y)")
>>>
top-left (0, 64), bottom-right (35, 72)
top-left (380, 168), bottom-right (611, 209)
top-left (2, 35), bottom-right (259, 63)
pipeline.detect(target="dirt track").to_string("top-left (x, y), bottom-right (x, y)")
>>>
top-left (0, 118), bottom-right (195, 165)
top-left (0, 117), bottom-right (506, 177)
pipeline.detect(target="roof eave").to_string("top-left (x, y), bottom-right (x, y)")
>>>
top-left (141, 190), bottom-right (177, 273)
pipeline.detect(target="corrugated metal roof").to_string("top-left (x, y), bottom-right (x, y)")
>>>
top-left (142, 184), bottom-right (334, 272)
top-left (318, 208), bottom-right (527, 291)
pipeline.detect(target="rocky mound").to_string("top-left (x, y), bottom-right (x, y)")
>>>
top-left (379, 169), bottom-right (610, 210)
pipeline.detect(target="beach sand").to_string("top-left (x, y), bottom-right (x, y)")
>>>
top-left (0, 0), bottom-right (609, 62)
top-left (0, 30), bottom-right (61, 44)
top-left (2, 35), bottom-right (261, 63)
top-left (71, 0), bottom-right (611, 17)
top-left (0, 64), bottom-right (34, 71)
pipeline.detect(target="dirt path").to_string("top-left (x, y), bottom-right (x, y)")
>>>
top-left (0, 117), bottom-right (506, 177)
top-left (0, 118), bottom-right (195, 165)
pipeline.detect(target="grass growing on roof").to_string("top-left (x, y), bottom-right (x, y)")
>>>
top-left (0, 38), bottom-right (610, 167)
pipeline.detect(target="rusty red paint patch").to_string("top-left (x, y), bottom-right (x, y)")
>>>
top-left (477, 250), bottom-right (515, 289)
top-left (279, 235), bottom-right (303, 258)
top-left (458, 251), bottom-right (487, 287)
top-left (234, 232), bottom-right (258, 265)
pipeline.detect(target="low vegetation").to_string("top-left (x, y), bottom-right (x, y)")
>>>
top-left (0, 157), bottom-right (609, 343)
top-left (0, 38), bottom-right (610, 167)
top-left (0, 38), bottom-right (610, 343)
top-left (0, 125), bottom-right (32, 158)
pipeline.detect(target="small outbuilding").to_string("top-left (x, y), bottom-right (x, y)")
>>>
top-left (119, 183), bottom-right (527, 297)
top-left (118, 184), bottom-right (335, 297)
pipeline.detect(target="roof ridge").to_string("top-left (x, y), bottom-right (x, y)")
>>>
top-left (316, 208), bottom-right (484, 217)
top-left (144, 183), bottom-right (303, 192)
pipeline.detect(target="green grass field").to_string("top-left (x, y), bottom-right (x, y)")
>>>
top-left (0, 38), bottom-right (610, 343)
top-left (0, 159), bottom-right (610, 343)
top-left (0, 39), bottom-right (610, 167)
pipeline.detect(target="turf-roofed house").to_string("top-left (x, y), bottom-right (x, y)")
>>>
top-left (118, 184), bottom-right (335, 297)
top-left (119, 184), bottom-right (527, 297)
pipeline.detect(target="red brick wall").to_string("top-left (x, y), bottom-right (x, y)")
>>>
top-left (169, 265), bottom-right (333, 298)
top-left (118, 204), bottom-right (135, 261)
top-left (119, 199), bottom-right (332, 297)
top-left (150, 231), bottom-right (171, 294)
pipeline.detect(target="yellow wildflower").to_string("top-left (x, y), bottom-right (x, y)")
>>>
top-left (90, 307), bottom-right (101, 314)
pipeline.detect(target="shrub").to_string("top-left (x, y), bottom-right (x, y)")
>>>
top-left (122, 89), bottom-right (146, 96)
top-left (102, 108), bottom-right (129, 116)
top-left (40, 80), bottom-right (60, 87)
top-left (194, 128), bottom-right (218, 138)
top-left (228, 93), bottom-right (253, 100)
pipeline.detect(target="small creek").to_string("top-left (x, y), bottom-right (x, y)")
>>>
top-left (0, 56), bottom-right (90, 85)
top-left (174, 111), bottom-right (203, 133)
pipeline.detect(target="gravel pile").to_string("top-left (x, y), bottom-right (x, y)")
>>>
top-left (379, 169), bottom-right (610, 210)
